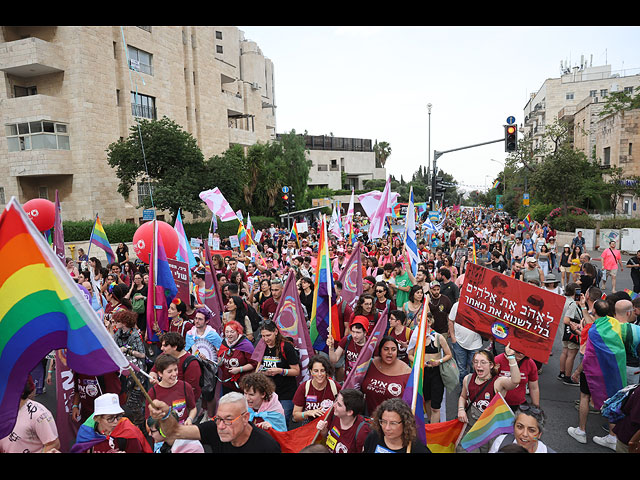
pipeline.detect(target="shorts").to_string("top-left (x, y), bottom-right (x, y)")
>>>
top-left (606, 269), bottom-right (618, 277)
top-left (579, 371), bottom-right (590, 396)
top-left (559, 266), bottom-right (567, 273)
top-left (562, 340), bottom-right (580, 350)
top-left (422, 366), bottom-right (445, 410)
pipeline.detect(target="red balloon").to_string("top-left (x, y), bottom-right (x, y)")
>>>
top-left (23, 198), bottom-right (56, 232)
top-left (132, 221), bottom-right (179, 263)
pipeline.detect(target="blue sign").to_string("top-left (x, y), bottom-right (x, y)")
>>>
top-left (282, 186), bottom-right (290, 193)
top-left (506, 116), bottom-right (516, 125)
top-left (142, 209), bottom-right (155, 220)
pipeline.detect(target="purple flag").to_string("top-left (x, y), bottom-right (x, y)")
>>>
top-left (54, 349), bottom-right (80, 452)
top-left (203, 240), bottom-right (224, 333)
top-left (251, 273), bottom-right (315, 385)
top-left (53, 190), bottom-right (65, 265)
top-left (337, 243), bottom-right (363, 312)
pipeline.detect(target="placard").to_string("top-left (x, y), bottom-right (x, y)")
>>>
top-left (456, 263), bottom-right (565, 363)
top-left (167, 258), bottom-right (190, 306)
top-left (229, 235), bottom-right (239, 248)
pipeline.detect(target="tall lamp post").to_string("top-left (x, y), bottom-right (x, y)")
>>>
top-left (490, 159), bottom-right (506, 208)
top-left (427, 103), bottom-right (432, 205)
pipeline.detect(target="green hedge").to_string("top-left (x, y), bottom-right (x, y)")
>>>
top-left (62, 216), bottom-right (278, 243)
top-left (549, 214), bottom-right (596, 231)
top-left (600, 218), bottom-right (640, 229)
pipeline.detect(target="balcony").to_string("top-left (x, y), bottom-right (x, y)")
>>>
top-left (2, 94), bottom-right (69, 123)
top-left (557, 105), bottom-right (576, 122)
top-left (0, 37), bottom-right (65, 78)
top-left (222, 89), bottom-right (244, 112)
top-left (8, 149), bottom-right (73, 177)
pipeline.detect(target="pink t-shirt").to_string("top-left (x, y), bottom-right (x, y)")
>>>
top-left (0, 400), bottom-right (58, 453)
top-left (602, 247), bottom-right (621, 270)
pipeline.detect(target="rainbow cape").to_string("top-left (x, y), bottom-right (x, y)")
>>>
top-left (70, 414), bottom-right (152, 453)
top-left (460, 392), bottom-right (514, 451)
top-left (89, 214), bottom-right (116, 264)
top-left (582, 316), bottom-right (640, 409)
top-left (0, 198), bottom-right (129, 438)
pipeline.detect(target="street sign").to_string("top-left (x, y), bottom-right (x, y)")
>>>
top-left (506, 116), bottom-right (516, 125)
top-left (523, 193), bottom-right (529, 206)
top-left (142, 209), bottom-right (155, 221)
top-left (282, 186), bottom-right (290, 193)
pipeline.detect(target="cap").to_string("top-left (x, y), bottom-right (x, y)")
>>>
top-left (429, 280), bottom-right (440, 288)
top-left (526, 257), bottom-right (537, 263)
top-left (350, 315), bottom-right (369, 331)
top-left (543, 274), bottom-right (558, 284)
top-left (564, 244), bottom-right (570, 248)
top-left (93, 393), bottom-right (124, 416)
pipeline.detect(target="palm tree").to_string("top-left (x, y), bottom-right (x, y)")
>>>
top-left (374, 141), bottom-right (391, 168)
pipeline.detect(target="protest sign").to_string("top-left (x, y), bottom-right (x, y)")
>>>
top-left (456, 263), bottom-right (564, 363)
top-left (167, 258), bottom-right (190, 305)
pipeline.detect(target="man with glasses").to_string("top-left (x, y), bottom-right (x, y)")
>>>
top-left (149, 391), bottom-right (281, 452)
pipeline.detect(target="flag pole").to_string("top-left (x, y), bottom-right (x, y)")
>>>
top-left (85, 213), bottom-right (98, 260)
top-left (323, 214), bottom-right (332, 348)
top-left (407, 293), bottom-right (430, 454)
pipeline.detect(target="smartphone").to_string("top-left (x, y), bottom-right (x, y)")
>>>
top-left (575, 288), bottom-right (581, 301)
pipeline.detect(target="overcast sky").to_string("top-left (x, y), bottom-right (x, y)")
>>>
top-left (238, 26), bottom-right (640, 193)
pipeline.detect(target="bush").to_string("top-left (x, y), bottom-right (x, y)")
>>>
top-left (549, 214), bottom-right (596, 231)
top-left (601, 218), bottom-right (640, 229)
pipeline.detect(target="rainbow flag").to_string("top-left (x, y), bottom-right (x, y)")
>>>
top-left (289, 221), bottom-right (300, 247)
top-left (460, 392), bottom-right (515, 452)
top-left (0, 198), bottom-right (129, 438)
top-left (237, 221), bottom-right (249, 251)
top-left (402, 296), bottom-right (429, 445)
top-left (89, 214), bottom-right (116, 264)
top-left (492, 179), bottom-right (500, 189)
top-left (582, 316), bottom-right (640, 409)
top-left (522, 213), bottom-right (531, 229)
top-left (425, 419), bottom-right (466, 453)
top-left (309, 216), bottom-right (335, 353)
top-left (624, 289), bottom-right (639, 301)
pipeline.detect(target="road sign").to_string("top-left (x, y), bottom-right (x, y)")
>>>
top-left (282, 186), bottom-right (290, 193)
top-left (142, 209), bottom-right (155, 221)
top-left (506, 116), bottom-right (516, 125)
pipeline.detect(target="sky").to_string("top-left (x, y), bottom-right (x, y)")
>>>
top-left (238, 26), bottom-right (640, 194)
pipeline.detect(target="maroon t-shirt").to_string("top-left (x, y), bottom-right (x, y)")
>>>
top-left (74, 372), bottom-right (121, 423)
top-left (361, 362), bottom-right (410, 415)
top-left (150, 352), bottom-right (202, 401)
top-left (338, 335), bottom-right (364, 377)
top-left (146, 380), bottom-right (196, 424)
top-left (260, 297), bottom-right (279, 322)
top-left (325, 414), bottom-right (371, 454)
top-left (293, 379), bottom-right (341, 413)
top-left (218, 345), bottom-right (258, 393)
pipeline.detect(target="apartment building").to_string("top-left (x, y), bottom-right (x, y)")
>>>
top-left (522, 62), bottom-right (640, 159)
top-left (0, 26), bottom-right (276, 223)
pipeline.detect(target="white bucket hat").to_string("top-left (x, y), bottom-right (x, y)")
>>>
top-left (93, 393), bottom-right (124, 416)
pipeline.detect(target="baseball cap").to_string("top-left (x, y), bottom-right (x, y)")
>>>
top-left (429, 280), bottom-right (440, 288)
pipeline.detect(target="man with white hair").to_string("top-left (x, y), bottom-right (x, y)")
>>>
top-left (149, 391), bottom-right (281, 453)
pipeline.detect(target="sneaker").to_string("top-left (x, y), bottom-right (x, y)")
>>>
top-left (557, 373), bottom-right (566, 381)
top-left (593, 435), bottom-right (617, 451)
top-left (563, 378), bottom-right (579, 386)
top-left (568, 426), bottom-right (587, 444)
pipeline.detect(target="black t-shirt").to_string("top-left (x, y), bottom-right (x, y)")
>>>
top-left (363, 430), bottom-right (431, 453)
top-left (259, 341), bottom-right (300, 400)
top-left (197, 422), bottom-right (281, 453)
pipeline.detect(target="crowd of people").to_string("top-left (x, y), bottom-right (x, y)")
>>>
top-left (3, 207), bottom-right (640, 454)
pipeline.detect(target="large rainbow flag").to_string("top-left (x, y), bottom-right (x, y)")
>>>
top-left (309, 216), bottom-right (335, 353)
top-left (89, 214), bottom-right (116, 264)
top-left (425, 419), bottom-right (466, 453)
top-left (582, 315), bottom-right (640, 409)
top-left (0, 198), bottom-right (129, 438)
top-left (459, 392), bottom-right (514, 451)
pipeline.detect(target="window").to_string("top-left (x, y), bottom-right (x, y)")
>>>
top-left (589, 90), bottom-right (597, 97)
top-left (14, 85), bottom-right (37, 97)
top-left (603, 147), bottom-right (611, 166)
top-left (137, 182), bottom-right (154, 205)
top-left (131, 92), bottom-right (156, 119)
top-left (216, 45), bottom-right (223, 54)
top-left (630, 143), bottom-right (633, 156)
top-left (0, 187), bottom-right (5, 204)
top-left (127, 46), bottom-right (153, 75)
top-left (600, 89), bottom-right (608, 97)
top-left (215, 30), bottom-right (223, 40)
top-left (624, 86), bottom-right (634, 94)
top-left (566, 92), bottom-right (574, 100)
top-left (38, 187), bottom-right (49, 199)
top-left (5, 120), bottom-right (70, 152)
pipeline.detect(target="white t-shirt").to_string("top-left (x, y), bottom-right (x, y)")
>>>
top-left (488, 434), bottom-right (549, 453)
top-left (449, 302), bottom-right (483, 350)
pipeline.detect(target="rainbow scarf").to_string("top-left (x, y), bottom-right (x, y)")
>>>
top-left (582, 316), bottom-right (640, 409)
top-left (0, 199), bottom-right (128, 438)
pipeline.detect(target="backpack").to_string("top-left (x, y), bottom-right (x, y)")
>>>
top-left (601, 383), bottom-right (639, 423)
top-left (182, 354), bottom-right (218, 402)
top-left (243, 300), bottom-right (263, 332)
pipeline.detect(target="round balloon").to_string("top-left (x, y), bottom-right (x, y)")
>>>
top-left (132, 221), bottom-right (179, 263)
top-left (23, 198), bottom-right (55, 232)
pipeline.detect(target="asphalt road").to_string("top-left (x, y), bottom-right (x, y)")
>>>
top-left (33, 249), bottom-right (637, 453)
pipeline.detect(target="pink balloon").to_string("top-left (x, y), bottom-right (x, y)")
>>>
top-left (23, 198), bottom-right (55, 232)
top-left (132, 221), bottom-right (179, 263)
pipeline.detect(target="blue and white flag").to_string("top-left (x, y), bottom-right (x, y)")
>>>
top-left (404, 187), bottom-right (419, 276)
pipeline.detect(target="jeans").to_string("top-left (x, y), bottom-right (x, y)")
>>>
top-left (451, 341), bottom-right (479, 386)
top-left (280, 399), bottom-right (294, 430)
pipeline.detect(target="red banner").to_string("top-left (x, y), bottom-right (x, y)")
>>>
top-left (167, 258), bottom-right (190, 306)
top-left (456, 263), bottom-right (565, 363)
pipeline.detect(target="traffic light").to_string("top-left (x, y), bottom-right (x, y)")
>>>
top-left (289, 192), bottom-right (295, 211)
top-left (282, 192), bottom-right (289, 209)
top-left (434, 177), bottom-right (446, 195)
top-left (505, 124), bottom-right (517, 152)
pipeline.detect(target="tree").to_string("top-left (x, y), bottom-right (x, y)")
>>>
top-left (374, 141), bottom-right (392, 168)
top-left (599, 90), bottom-right (640, 117)
top-left (106, 116), bottom-right (207, 222)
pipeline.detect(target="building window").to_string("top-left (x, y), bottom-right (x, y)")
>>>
top-left (600, 89), bottom-right (608, 97)
top-left (0, 187), bottom-right (5, 204)
top-left (137, 181), bottom-right (154, 205)
top-left (131, 92), bottom-right (156, 119)
top-left (5, 120), bottom-right (70, 152)
top-left (624, 86), bottom-right (634, 94)
top-left (127, 46), bottom-right (153, 75)
top-left (603, 147), bottom-right (611, 166)
top-left (14, 85), bottom-right (37, 97)
top-left (589, 90), bottom-right (597, 97)
top-left (566, 92), bottom-right (574, 100)
top-left (215, 30), bottom-right (223, 40)
top-left (630, 143), bottom-right (633, 156)
top-left (38, 186), bottom-right (49, 199)
top-left (216, 45), bottom-right (223, 54)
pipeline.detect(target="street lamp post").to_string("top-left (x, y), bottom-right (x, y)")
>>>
top-left (427, 103), bottom-right (432, 205)
top-left (490, 158), bottom-right (506, 199)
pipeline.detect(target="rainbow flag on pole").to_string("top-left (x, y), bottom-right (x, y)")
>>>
top-left (425, 419), bottom-right (466, 453)
top-left (0, 198), bottom-right (129, 438)
top-left (89, 214), bottom-right (116, 264)
top-left (309, 215), bottom-right (335, 353)
top-left (459, 392), bottom-right (515, 451)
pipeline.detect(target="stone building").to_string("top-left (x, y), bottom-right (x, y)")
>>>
top-left (0, 26), bottom-right (276, 223)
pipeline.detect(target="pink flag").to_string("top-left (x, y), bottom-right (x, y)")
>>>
top-left (367, 177), bottom-right (393, 240)
top-left (337, 243), bottom-right (363, 312)
top-left (199, 187), bottom-right (237, 222)
top-left (358, 187), bottom-right (400, 218)
top-left (203, 239), bottom-right (224, 333)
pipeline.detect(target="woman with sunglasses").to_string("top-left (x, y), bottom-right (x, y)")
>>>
top-left (489, 406), bottom-right (554, 453)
